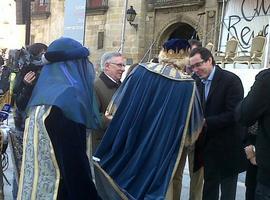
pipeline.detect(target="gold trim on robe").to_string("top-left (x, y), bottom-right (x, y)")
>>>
top-left (18, 105), bottom-right (60, 200)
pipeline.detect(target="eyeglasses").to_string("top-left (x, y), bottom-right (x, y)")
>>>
top-left (110, 62), bottom-right (126, 68)
top-left (189, 60), bottom-right (205, 69)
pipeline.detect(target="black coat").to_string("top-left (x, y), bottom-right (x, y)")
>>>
top-left (195, 66), bottom-right (246, 179)
top-left (12, 68), bottom-right (39, 131)
top-left (236, 68), bottom-right (270, 187)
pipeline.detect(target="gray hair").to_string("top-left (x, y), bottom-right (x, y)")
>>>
top-left (100, 52), bottom-right (122, 71)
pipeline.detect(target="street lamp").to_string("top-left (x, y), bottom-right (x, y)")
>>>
top-left (126, 6), bottom-right (138, 31)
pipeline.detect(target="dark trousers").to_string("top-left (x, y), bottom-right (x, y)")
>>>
top-left (246, 162), bottom-right (257, 200)
top-left (255, 183), bottom-right (270, 200)
top-left (203, 174), bottom-right (238, 200)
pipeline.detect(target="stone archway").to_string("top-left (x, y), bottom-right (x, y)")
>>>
top-left (168, 23), bottom-right (199, 41)
top-left (152, 15), bottom-right (202, 57)
top-left (152, 21), bottom-right (198, 57)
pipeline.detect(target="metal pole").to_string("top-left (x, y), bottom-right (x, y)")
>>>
top-left (119, 0), bottom-right (128, 54)
top-left (217, 0), bottom-right (226, 51)
top-left (25, 0), bottom-right (31, 46)
top-left (263, 17), bottom-right (270, 68)
top-left (0, 159), bottom-right (3, 200)
top-left (141, 40), bottom-right (156, 63)
top-left (83, 0), bottom-right (87, 45)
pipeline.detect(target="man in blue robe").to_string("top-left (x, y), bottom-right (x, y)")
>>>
top-left (18, 37), bottom-right (101, 200)
top-left (94, 39), bottom-right (204, 200)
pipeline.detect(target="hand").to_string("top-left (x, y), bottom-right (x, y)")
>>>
top-left (244, 145), bottom-right (255, 160)
top-left (203, 118), bottom-right (207, 127)
top-left (105, 111), bottom-right (113, 120)
top-left (250, 157), bottom-right (257, 165)
top-left (104, 111), bottom-right (113, 126)
top-left (23, 71), bottom-right (36, 85)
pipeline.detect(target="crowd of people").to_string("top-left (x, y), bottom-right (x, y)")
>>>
top-left (0, 36), bottom-right (269, 200)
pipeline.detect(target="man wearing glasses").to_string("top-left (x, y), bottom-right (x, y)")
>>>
top-left (189, 47), bottom-right (246, 200)
top-left (90, 52), bottom-right (125, 198)
top-left (92, 52), bottom-right (125, 152)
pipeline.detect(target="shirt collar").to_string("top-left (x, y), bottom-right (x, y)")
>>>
top-left (99, 72), bottom-right (120, 89)
top-left (104, 72), bottom-right (118, 83)
top-left (202, 66), bottom-right (216, 83)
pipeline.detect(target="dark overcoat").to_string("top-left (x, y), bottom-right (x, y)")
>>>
top-left (92, 72), bottom-right (120, 152)
top-left (195, 66), bottom-right (246, 179)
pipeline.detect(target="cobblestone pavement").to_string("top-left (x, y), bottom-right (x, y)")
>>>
top-left (2, 113), bottom-right (246, 200)
top-left (180, 166), bottom-right (246, 199)
top-left (2, 148), bottom-right (246, 200)
top-left (3, 146), bottom-right (13, 200)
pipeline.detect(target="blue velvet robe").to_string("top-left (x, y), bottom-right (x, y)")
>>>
top-left (94, 63), bottom-right (204, 200)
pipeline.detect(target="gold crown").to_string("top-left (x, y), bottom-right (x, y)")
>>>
top-left (160, 49), bottom-right (190, 60)
top-left (158, 48), bottom-right (190, 70)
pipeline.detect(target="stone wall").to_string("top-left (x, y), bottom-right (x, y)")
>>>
top-left (30, 0), bottom-right (221, 66)
top-left (85, 0), bottom-right (144, 66)
top-left (31, 0), bottom-right (64, 45)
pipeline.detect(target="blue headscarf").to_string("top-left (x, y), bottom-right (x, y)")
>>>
top-left (27, 37), bottom-right (101, 129)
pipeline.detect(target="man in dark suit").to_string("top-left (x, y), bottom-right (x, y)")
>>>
top-left (189, 47), bottom-right (246, 200)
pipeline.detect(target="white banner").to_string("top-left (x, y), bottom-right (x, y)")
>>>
top-left (220, 0), bottom-right (270, 51)
top-left (264, 17), bottom-right (270, 68)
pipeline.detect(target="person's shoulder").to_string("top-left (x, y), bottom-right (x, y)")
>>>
top-left (94, 76), bottom-right (104, 89)
top-left (94, 76), bottom-right (101, 83)
top-left (255, 68), bottom-right (270, 81)
top-left (95, 72), bottom-right (106, 84)
top-left (217, 66), bottom-right (240, 80)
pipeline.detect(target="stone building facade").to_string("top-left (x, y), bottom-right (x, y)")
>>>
top-left (28, 0), bottom-right (223, 67)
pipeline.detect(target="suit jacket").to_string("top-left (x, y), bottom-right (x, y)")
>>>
top-left (195, 66), bottom-right (246, 179)
top-left (94, 72), bottom-right (120, 114)
top-left (92, 72), bottom-right (120, 152)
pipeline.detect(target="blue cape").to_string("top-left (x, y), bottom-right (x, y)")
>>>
top-left (27, 59), bottom-right (101, 129)
top-left (94, 63), bottom-right (204, 199)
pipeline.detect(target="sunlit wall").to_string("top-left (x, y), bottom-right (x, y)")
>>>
top-left (0, 0), bottom-right (25, 53)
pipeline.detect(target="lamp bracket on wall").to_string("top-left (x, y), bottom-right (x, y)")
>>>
top-left (129, 22), bottom-right (138, 31)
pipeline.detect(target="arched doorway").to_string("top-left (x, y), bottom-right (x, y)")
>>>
top-left (169, 23), bottom-right (199, 41)
top-left (151, 22), bottom-right (198, 58)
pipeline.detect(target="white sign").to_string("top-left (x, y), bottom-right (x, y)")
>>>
top-left (221, 0), bottom-right (270, 51)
